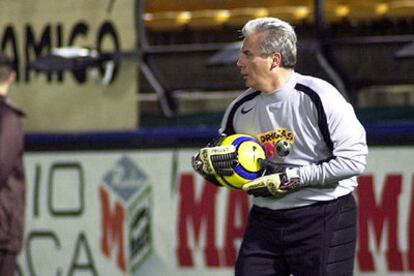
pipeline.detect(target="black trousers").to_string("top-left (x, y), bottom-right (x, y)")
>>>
top-left (235, 193), bottom-right (357, 276)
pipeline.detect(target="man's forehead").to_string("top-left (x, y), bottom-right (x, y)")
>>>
top-left (241, 34), bottom-right (261, 51)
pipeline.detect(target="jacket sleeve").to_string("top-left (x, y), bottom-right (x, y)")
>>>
top-left (0, 104), bottom-right (23, 186)
top-left (297, 89), bottom-right (368, 186)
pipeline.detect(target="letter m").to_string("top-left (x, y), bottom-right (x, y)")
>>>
top-left (176, 173), bottom-right (220, 267)
top-left (356, 174), bottom-right (403, 271)
top-left (99, 186), bottom-right (126, 272)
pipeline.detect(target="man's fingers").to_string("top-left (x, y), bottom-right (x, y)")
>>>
top-left (242, 174), bottom-right (289, 198)
top-left (215, 168), bottom-right (234, 176)
top-left (210, 152), bottom-right (237, 162)
top-left (242, 180), bottom-right (267, 192)
top-left (197, 145), bottom-right (237, 176)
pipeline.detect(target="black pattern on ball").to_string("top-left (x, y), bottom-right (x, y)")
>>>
top-left (276, 140), bottom-right (291, 157)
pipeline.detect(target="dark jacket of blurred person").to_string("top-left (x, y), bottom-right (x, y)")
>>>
top-left (0, 52), bottom-right (25, 275)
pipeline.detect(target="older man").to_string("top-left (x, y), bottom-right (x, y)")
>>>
top-left (193, 17), bottom-right (368, 275)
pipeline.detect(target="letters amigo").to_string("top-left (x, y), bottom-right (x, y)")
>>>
top-left (1, 20), bottom-right (120, 84)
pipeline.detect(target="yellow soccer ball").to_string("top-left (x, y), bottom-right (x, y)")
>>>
top-left (215, 134), bottom-right (266, 189)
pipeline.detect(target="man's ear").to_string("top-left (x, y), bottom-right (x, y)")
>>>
top-left (270, 52), bottom-right (282, 70)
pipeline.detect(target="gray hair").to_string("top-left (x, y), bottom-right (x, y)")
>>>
top-left (241, 17), bottom-right (297, 68)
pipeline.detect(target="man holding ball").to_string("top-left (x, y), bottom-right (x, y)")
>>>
top-left (192, 17), bottom-right (367, 275)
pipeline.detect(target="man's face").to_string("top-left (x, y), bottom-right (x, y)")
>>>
top-left (237, 32), bottom-right (274, 91)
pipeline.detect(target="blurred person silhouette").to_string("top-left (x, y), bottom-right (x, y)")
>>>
top-left (192, 17), bottom-right (368, 275)
top-left (0, 52), bottom-right (26, 275)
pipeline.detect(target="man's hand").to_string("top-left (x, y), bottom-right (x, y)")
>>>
top-left (192, 145), bottom-right (239, 177)
top-left (242, 160), bottom-right (301, 197)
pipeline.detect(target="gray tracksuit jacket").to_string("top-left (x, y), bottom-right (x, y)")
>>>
top-left (220, 72), bottom-right (368, 210)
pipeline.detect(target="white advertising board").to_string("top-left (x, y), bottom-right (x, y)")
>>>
top-left (16, 146), bottom-right (414, 275)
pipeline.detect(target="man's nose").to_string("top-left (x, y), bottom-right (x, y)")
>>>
top-left (237, 57), bottom-right (243, 67)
